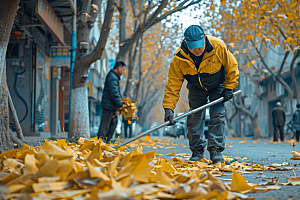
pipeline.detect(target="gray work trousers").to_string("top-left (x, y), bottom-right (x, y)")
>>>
top-left (187, 85), bottom-right (226, 152)
top-left (97, 109), bottom-right (118, 143)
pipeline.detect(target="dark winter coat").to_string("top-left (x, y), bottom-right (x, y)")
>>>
top-left (292, 109), bottom-right (300, 131)
top-left (272, 106), bottom-right (286, 126)
top-left (101, 70), bottom-right (123, 111)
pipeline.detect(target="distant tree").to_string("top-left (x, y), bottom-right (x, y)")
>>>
top-left (203, 0), bottom-right (300, 137)
top-left (213, 0), bottom-right (300, 106)
top-left (116, 0), bottom-right (203, 97)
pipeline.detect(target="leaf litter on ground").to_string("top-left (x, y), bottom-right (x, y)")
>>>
top-left (0, 137), bottom-right (297, 199)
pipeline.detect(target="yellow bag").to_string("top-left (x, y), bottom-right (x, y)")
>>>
top-left (120, 98), bottom-right (137, 120)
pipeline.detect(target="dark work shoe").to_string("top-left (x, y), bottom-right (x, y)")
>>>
top-left (209, 148), bottom-right (224, 164)
top-left (189, 149), bottom-right (204, 161)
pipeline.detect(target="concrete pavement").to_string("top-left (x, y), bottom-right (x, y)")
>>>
top-left (139, 137), bottom-right (300, 200)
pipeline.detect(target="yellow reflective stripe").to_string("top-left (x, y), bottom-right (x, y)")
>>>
top-left (198, 73), bottom-right (208, 91)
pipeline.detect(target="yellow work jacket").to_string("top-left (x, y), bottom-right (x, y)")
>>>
top-left (163, 35), bottom-right (239, 110)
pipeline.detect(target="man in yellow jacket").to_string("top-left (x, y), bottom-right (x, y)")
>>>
top-left (163, 25), bottom-right (239, 163)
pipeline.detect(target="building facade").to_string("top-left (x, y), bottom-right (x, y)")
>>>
top-left (229, 43), bottom-right (300, 137)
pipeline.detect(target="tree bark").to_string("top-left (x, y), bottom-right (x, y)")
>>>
top-left (119, 0), bottom-right (126, 54)
top-left (225, 106), bottom-right (237, 137)
top-left (232, 98), bottom-right (263, 138)
top-left (0, 0), bottom-right (21, 151)
top-left (70, 0), bottom-right (115, 137)
top-left (290, 49), bottom-right (300, 103)
top-left (133, 35), bottom-right (143, 102)
top-left (123, 39), bottom-right (139, 98)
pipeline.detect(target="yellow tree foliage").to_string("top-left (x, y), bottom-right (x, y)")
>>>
top-left (202, 0), bottom-right (299, 82)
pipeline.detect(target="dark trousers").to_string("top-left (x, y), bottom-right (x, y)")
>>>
top-left (273, 125), bottom-right (284, 141)
top-left (187, 85), bottom-right (225, 152)
top-left (296, 131), bottom-right (300, 142)
top-left (97, 109), bottom-right (118, 143)
top-left (124, 123), bottom-right (132, 138)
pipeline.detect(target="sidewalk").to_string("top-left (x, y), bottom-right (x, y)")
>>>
top-left (24, 132), bottom-right (69, 145)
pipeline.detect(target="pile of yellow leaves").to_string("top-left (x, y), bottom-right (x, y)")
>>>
top-left (0, 137), bottom-right (294, 199)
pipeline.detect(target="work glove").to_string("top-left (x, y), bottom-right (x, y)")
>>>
top-left (221, 89), bottom-right (233, 102)
top-left (164, 108), bottom-right (176, 126)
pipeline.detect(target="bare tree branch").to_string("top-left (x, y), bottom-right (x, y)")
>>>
top-left (130, 0), bottom-right (137, 17)
top-left (143, 0), bottom-right (152, 23)
top-left (232, 98), bottom-right (254, 120)
top-left (80, 0), bottom-right (116, 67)
top-left (151, 0), bottom-right (201, 26)
top-left (250, 39), bottom-right (294, 99)
top-left (92, 0), bottom-right (102, 8)
top-left (82, 0), bottom-right (92, 13)
top-left (277, 51), bottom-right (290, 76)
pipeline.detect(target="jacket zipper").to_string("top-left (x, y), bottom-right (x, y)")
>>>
top-left (197, 72), bottom-right (208, 91)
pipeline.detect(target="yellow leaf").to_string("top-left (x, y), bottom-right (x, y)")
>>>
top-left (166, 152), bottom-right (175, 156)
top-left (285, 37), bottom-right (293, 44)
top-left (251, 60), bottom-right (256, 65)
top-left (144, 136), bottom-right (149, 141)
top-left (245, 35), bottom-right (254, 40)
top-left (274, 41), bottom-right (280, 47)
top-left (225, 143), bottom-right (233, 147)
top-left (231, 169), bottom-right (255, 192)
top-left (165, 147), bottom-right (176, 149)
top-left (24, 154), bottom-right (39, 174)
top-left (176, 153), bottom-right (190, 156)
top-left (239, 140), bottom-right (246, 144)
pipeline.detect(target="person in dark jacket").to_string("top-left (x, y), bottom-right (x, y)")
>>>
top-left (97, 61), bottom-right (126, 143)
top-left (272, 102), bottom-right (286, 142)
top-left (292, 104), bottom-right (300, 142)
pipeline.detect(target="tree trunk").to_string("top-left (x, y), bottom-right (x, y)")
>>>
top-left (70, 18), bottom-right (92, 137)
top-left (119, 0), bottom-right (126, 54)
top-left (123, 40), bottom-right (139, 97)
top-left (0, 0), bottom-right (21, 151)
top-left (224, 106), bottom-right (237, 137)
top-left (70, 0), bottom-right (115, 137)
top-left (290, 49), bottom-right (300, 105)
top-left (233, 97), bottom-right (263, 138)
top-left (133, 35), bottom-right (143, 102)
top-left (250, 114), bottom-right (263, 138)
top-left (70, 68), bottom-right (90, 138)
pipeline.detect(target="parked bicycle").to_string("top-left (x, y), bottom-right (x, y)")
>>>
top-left (286, 120), bottom-right (296, 140)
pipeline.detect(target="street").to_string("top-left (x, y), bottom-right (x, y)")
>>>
top-left (136, 137), bottom-right (300, 200)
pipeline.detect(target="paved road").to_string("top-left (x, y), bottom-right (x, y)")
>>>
top-left (139, 137), bottom-right (300, 200)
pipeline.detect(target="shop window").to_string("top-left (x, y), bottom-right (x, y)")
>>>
top-left (35, 49), bottom-right (51, 132)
